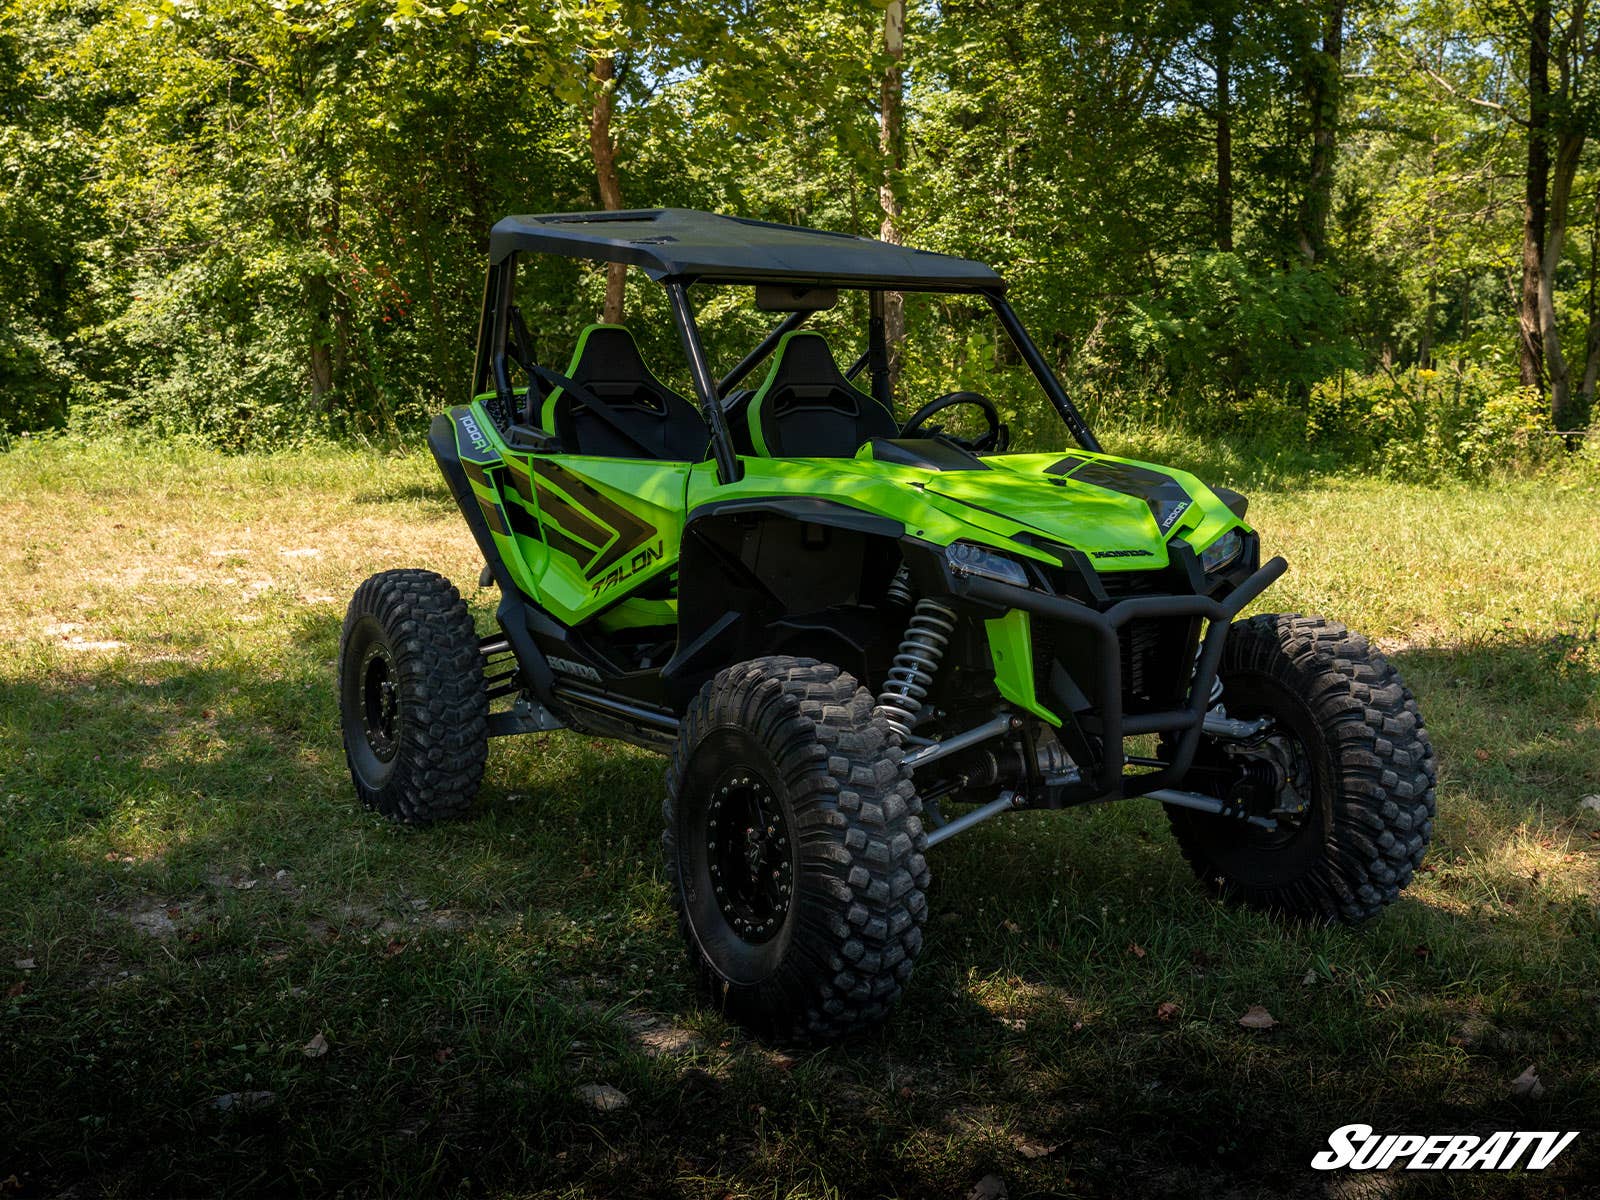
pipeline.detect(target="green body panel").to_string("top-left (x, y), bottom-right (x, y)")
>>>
top-left (452, 397), bottom-right (1249, 710)
top-left (596, 597), bottom-right (678, 632)
top-left (685, 448), bottom-right (1248, 715)
top-left (687, 448), bottom-right (1247, 570)
top-left (449, 401), bottom-right (691, 626)
top-left (983, 609), bottom-right (1058, 725)
top-left (512, 454), bottom-right (686, 626)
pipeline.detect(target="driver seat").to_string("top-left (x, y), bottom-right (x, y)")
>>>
top-left (537, 324), bottom-right (709, 461)
top-left (743, 332), bottom-right (898, 458)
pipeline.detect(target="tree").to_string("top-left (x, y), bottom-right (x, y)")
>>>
top-left (879, 0), bottom-right (907, 392)
top-left (1298, 0), bottom-right (1346, 263)
top-left (1521, 0), bottom-right (1550, 392)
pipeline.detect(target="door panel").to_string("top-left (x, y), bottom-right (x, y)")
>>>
top-left (502, 454), bottom-right (688, 626)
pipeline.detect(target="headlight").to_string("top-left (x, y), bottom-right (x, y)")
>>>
top-left (945, 541), bottom-right (1031, 588)
top-left (1198, 529), bottom-right (1243, 573)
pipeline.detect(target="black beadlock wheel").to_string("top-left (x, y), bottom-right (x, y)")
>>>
top-left (664, 656), bottom-right (930, 1041)
top-left (337, 569), bottom-right (488, 824)
top-left (1162, 614), bottom-right (1436, 924)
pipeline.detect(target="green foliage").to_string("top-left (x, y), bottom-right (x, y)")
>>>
top-left (1124, 254), bottom-right (1355, 408)
top-left (1309, 363), bottom-right (1555, 478)
top-left (0, 0), bottom-right (1593, 462)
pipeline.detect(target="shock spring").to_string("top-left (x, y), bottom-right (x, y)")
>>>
top-left (874, 599), bottom-right (958, 738)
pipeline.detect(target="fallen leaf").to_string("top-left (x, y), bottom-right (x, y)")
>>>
top-left (1155, 1000), bottom-right (1180, 1022)
top-left (968, 1174), bottom-right (1008, 1200)
top-left (1238, 1005), bottom-right (1277, 1030)
top-left (577, 1083), bottom-right (629, 1112)
top-left (998, 1016), bottom-right (1027, 1032)
top-left (5, 981), bottom-right (24, 999)
top-left (1002, 919), bottom-right (1021, 934)
top-left (303, 1032), bottom-right (329, 1058)
top-left (433, 1047), bottom-right (453, 1064)
top-left (1127, 942), bottom-right (1147, 959)
top-left (1510, 1064), bottom-right (1545, 1099)
top-left (1413, 944), bottom-right (1432, 960)
top-left (385, 939), bottom-right (406, 957)
top-left (1474, 748), bottom-right (1490, 762)
top-left (13, 958), bottom-right (35, 971)
top-left (1301, 969), bottom-right (1319, 986)
top-left (232, 878), bottom-right (257, 891)
top-left (1014, 1136), bottom-right (1059, 1159)
top-left (897, 1085), bottom-right (914, 1100)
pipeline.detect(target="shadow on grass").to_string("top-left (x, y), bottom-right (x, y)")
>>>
top-left (2, 629), bottom-right (1597, 1197)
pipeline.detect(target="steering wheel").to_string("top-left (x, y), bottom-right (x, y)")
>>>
top-left (899, 391), bottom-right (1008, 453)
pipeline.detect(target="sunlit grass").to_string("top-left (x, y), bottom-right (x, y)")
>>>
top-left (0, 435), bottom-right (1597, 1196)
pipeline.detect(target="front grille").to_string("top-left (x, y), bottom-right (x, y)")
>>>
top-left (1119, 615), bottom-right (1201, 712)
top-left (1121, 618), bottom-right (1159, 701)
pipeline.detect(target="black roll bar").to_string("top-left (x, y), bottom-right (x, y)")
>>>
top-left (986, 291), bottom-right (1101, 454)
top-left (665, 282), bottom-right (744, 485)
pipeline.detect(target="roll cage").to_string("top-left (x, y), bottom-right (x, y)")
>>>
top-left (470, 207), bottom-right (1103, 481)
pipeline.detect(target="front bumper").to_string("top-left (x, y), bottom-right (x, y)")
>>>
top-left (950, 554), bottom-right (1289, 801)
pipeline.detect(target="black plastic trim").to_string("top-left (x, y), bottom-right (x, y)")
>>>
top-left (429, 413), bottom-right (556, 701)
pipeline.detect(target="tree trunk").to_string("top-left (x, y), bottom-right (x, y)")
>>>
top-left (589, 52), bottom-right (626, 325)
top-left (1520, 0), bottom-right (1550, 393)
top-left (308, 175), bottom-right (342, 409)
top-left (1297, 0), bottom-right (1345, 263)
top-left (878, 0), bottom-right (906, 394)
top-left (1580, 180), bottom-right (1600, 415)
top-left (1214, 9), bottom-right (1234, 252)
top-left (1540, 129), bottom-right (1584, 426)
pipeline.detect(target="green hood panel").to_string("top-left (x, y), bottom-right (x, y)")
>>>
top-left (688, 450), bottom-right (1245, 570)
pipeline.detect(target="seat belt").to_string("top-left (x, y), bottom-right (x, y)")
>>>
top-left (529, 364), bottom-right (660, 460)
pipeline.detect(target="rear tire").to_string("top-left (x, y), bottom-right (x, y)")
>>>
top-left (664, 656), bottom-right (929, 1041)
top-left (338, 569), bottom-right (487, 824)
top-left (1164, 614), bottom-right (1435, 923)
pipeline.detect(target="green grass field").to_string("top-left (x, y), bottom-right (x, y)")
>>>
top-left (1, 438), bottom-right (1598, 1198)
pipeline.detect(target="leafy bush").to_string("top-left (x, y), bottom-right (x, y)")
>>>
top-left (1309, 362), bottom-right (1554, 477)
top-left (1122, 254), bottom-right (1357, 413)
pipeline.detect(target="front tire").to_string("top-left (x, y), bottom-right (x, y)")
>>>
top-left (664, 656), bottom-right (930, 1041)
top-left (337, 569), bottom-right (487, 823)
top-left (1164, 614), bottom-right (1435, 923)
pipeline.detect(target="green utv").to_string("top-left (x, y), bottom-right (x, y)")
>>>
top-left (338, 210), bottom-right (1435, 1041)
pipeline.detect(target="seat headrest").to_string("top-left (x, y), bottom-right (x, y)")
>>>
top-left (566, 324), bottom-right (649, 386)
top-left (746, 331), bottom-right (897, 457)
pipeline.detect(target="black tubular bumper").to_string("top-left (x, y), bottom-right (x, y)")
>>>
top-left (954, 555), bottom-right (1288, 800)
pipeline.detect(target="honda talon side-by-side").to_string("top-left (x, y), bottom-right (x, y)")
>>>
top-left (337, 209), bottom-right (1435, 1041)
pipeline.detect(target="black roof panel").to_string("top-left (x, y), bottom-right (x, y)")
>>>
top-left (488, 208), bottom-right (1004, 291)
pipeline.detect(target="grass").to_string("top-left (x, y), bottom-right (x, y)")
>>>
top-left (1, 436), bottom-right (1598, 1198)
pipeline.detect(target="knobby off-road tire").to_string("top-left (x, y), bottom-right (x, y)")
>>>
top-left (338, 569), bottom-right (487, 824)
top-left (664, 656), bottom-right (930, 1041)
top-left (1164, 614), bottom-right (1435, 924)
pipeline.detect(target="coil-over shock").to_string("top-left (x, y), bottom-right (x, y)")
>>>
top-left (874, 598), bottom-right (958, 739)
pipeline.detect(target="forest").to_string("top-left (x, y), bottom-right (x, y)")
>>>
top-left (3, 0), bottom-right (1600, 475)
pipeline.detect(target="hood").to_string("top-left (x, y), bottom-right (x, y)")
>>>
top-left (688, 449), bottom-right (1244, 571)
top-left (907, 452), bottom-right (1238, 568)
